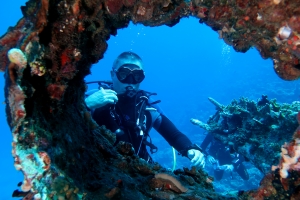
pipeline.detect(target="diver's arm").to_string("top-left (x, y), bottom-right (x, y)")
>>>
top-left (154, 114), bottom-right (193, 157)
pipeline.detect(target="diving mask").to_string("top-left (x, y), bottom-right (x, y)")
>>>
top-left (114, 64), bottom-right (145, 84)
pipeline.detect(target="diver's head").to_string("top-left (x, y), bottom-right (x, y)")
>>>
top-left (111, 52), bottom-right (145, 95)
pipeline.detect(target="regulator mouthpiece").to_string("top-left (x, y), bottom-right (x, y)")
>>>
top-left (125, 86), bottom-right (137, 98)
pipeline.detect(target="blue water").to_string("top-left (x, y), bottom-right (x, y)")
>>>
top-left (1, 1), bottom-right (300, 199)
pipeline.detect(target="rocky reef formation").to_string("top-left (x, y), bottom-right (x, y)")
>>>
top-left (191, 96), bottom-right (300, 199)
top-left (1, 0), bottom-right (300, 199)
top-left (191, 96), bottom-right (300, 174)
top-left (240, 118), bottom-right (300, 199)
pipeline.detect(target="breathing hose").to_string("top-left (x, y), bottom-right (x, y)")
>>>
top-left (172, 147), bottom-right (176, 172)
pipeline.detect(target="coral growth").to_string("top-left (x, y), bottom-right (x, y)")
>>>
top-left (2, 0), bottom-right (300, 199)
top-left (29, 61), bottom-right (46, 76)
top-left (0, 19), bottom-right (31, 72)
top-left (240, 118), bottom-right (300, 199)
top-left (7, 48), bottom-right (27, 68)
top-left (8, 85), bottom-right (26, 129)
top-left (194, 97), bottom-right (300, 199)
top-left (7, 48), bottom-right (27, 84)
top-left (47, 84), bottom-right (67, 100)
top-left (106, 0), bottom-right (124, 14)
top-left (192, 96), bottom-right (300, 174)
top-left (152, 173), bottom-right (188, 193)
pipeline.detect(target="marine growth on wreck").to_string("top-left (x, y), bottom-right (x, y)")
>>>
top-left (192, 96), bottom-right (300, 199)
top-left (191, 96), bottom-right (300, 174)
top-left (1, 0), bottom-right (300, 199)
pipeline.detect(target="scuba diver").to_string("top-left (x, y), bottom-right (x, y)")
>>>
top-left (85, 51), bottom-right (205, 167)
top-left (200, 133), bottom-right (249, 181)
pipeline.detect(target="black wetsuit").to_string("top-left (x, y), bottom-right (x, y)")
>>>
top-left (92, 91), bottom-right (192, 163)
top-left (200, 134), bottom-right (249, 180)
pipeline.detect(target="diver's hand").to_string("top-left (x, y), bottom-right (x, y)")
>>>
top-left (85, 87), bottom-right (118, 109)
top-left (218, 164), bottom-right (234, 172)
top-left (188, 149), bottom-right (205, 168)
top-left (207, 155), bottom-right (216, 165)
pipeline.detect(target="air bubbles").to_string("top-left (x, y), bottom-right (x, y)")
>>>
top-left (221, 43), bottom-right (231, 67)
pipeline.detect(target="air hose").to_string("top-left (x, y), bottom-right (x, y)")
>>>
top-left (172, 147), bottom-right (176, 172)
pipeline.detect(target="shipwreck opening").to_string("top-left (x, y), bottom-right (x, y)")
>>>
top-left (85, 17), bottom-right (300, 193)
top-left (2, 0), bottom-right (300, 199)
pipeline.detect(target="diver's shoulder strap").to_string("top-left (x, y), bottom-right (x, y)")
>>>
top-left (138, 90), bottom-right (161, 107)
top-left (136, 89), bottom-right (164, 130)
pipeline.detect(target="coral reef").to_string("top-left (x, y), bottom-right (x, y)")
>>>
top-left (192, 96), bottom-right (300, 199)
top-left (191, 96), bottom-right (300, 174)
top-left (1, 0), bottom-right (300, 79)
top-left (1, 0), bottom-right (300, 199)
